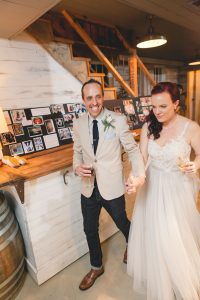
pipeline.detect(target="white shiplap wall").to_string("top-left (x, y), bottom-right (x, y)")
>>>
top-left (0, 31), bottom-right (82, 110)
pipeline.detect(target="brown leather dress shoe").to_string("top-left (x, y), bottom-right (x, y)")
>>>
top-left (123, 247), bottom-right (127, 264)
top-left (79, 267), bottom-right (104, 290)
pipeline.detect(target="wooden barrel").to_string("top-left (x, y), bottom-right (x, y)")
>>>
top-left (0, 192), bottom-right (25, 300)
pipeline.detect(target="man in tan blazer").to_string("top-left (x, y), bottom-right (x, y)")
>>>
top-left (73, 79), bottom-right (145, 291)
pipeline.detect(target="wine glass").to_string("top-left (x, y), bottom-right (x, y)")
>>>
top-left (177, 155), bottom-right (189, 169)
top-left (86, 164), bottom-right (95, 188)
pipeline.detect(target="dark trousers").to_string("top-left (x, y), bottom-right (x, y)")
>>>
top-left (81, 185), bottom-right (130, 268)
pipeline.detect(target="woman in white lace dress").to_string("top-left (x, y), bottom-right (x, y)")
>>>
top-left (127, 82), bottom-right (200, 300)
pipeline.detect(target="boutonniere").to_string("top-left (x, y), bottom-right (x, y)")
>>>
top-left (102, 114), bottom-right (115, 131)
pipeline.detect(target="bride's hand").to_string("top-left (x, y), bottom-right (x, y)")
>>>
top-left (125, 175), bottom-right (145, 194)
top-left (179, 161), bottom-right (197, 173)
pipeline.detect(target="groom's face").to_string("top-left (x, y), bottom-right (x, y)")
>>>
top-left (82, 83), bottom-right (104, 118)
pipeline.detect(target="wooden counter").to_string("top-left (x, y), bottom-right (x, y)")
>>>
top-left (0, 145), bottom-right (73, 203)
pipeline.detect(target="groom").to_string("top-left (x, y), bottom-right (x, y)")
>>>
top-left (73, 79), bottom-right (145, 290)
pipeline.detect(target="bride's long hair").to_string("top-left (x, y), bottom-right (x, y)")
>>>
top-left (147, 82), bottom-right (180, 140)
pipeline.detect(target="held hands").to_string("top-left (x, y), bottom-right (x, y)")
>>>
top-left (75, 164), bottom-right (93, 177)
top-left (125, 175), bottom-right (145, 195)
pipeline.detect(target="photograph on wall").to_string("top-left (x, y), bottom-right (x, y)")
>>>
top-left (32, 116), bottom-right (44, 126)
top-left (133, 96), bottom-right (152, 125)
top-left (55, 118), bottom-right (64, 128)
top-left (13, 123), bottom-right (24, 136)
top-left (10, 109), bottom-right (26, 124)
top-left (66, 103), bottom-right (76, 113)
top-left (9, 143), bottom-right (24, 156)
top-left (43, 134), bottom-right (59, 149)
top-left (113, 106), bottom-right (122, 115)
top-left (74, 103), bottom-right (86, 115)
top-left (33, 137), bottom-right (44, 151)
top-left (28, 126), bottom-right (42, 137)
top-left (63, 113), bottom-right (76, 125)
top-left (44, 119), bottom-right (56, 134)
top-left (31, 107), bottom-right (51, 116)
top-left (0, 132), bottom-right (16, 146)
top-left (58, 128), bottom-right (71, 140)
top-left (50, 104), bottom-right (65, 116)
top-left (123, 100), bottom-right (136, 115)
top-left (8, 125), bottom-right (14, 134)
top-left (3, 111), bottom-right (12, 124)
top-left (22, 140), bottom-right (34, 154)
top-left (123, 99), bottom-right (140, 129)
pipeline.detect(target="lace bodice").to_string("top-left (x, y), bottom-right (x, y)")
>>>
top-left (148, 134), bottom-right (191, 172)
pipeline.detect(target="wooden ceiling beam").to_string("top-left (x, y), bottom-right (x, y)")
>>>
top-left (62, 9), bottom-right (136, 98)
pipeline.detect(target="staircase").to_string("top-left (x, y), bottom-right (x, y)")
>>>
top-left (28, 19), bottom-right (117, 100)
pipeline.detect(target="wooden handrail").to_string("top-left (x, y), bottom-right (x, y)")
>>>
top-left (62, 10), bottom-right (136, 98)
top-left (114, 27), bottom-right (156, 87)
top-left (136, 55), bottom-right (156, 87)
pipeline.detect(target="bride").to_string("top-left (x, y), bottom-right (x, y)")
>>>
top-left (127, 82), bottom-right (200, 300)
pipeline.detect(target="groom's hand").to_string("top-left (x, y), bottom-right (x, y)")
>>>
top-left (75, 164), bottom-right (92, 177)
top-left (125, 175), bottom-right (145, 194)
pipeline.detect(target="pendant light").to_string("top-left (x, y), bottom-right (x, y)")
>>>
top-left (136, 15), bottom-right (167, 49)
top-left (188, 50), bottom-right (200, 66)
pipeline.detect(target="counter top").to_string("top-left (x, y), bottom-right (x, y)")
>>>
top-left (0, 145), bottom-right (73, 203)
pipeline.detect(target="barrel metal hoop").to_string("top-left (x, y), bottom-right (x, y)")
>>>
top-left (0, 221), bottom-right (18, 251)
top-left (0, 206), bottom-right (9, 223)
top-left (0, 200), bottom-right (8, 216)
top-left (0, 257), bottom-right (24, 293)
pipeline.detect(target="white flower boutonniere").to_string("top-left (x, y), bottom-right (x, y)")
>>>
top-left (102, 114), bottom-right (115, 131)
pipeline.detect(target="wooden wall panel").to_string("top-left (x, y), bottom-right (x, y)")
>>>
top-left (0, 32), bottom-right (82, 109)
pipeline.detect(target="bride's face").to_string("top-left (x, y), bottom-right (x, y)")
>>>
top-left (151, 92), bottom-right (179, 123)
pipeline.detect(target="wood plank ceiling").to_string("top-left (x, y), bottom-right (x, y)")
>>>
top-left (0, 0), bottom-right (61, 38)
top-left (52, 0), bottom-right (200, 62)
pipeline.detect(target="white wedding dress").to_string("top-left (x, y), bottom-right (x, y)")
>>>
top-left (127, 123), bottom-right (200, 300)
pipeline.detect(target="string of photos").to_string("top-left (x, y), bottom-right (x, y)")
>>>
top-left (1, 103), bottom-right (86, 157)
top-left (0, 96), bottom-right (151, 157)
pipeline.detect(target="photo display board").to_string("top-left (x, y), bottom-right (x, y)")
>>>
top-left (1, 103), bottom-right (86, 156)
top-left (104, 96), bottom-right (152, 130)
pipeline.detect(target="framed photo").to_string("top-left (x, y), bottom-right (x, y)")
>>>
top-left (50, 104), bottom-right (65, 115)
top-left (8, 125), bottom-right (14, 134)
top-left (63, 113), bottom-right (75, 125)
top-left (44, 119), bottom-right (56, 134)
top-left (33, 137), bottom-right (44, 151)
top-left (27, 126), bottom-right (42, 137)
top-left (114, 106), bottom-right (122, 114)
top-left (55, 118), bottom-right (64, 128)
top-left (58, 128), bottom-right (71, 140)
top-left (123, 100), bottom-right (136, 115)
top-left (13, 123), bottom-right (24, 136)
top-left (74, 103), bottom-right (86, 114)
top-left (0, 132), bottom-right (16, 146)
top-left (22, 140), bottom-right (34, 154)
top-left (133, 97), bottom-right (152, 125)
top-left (10, 109), bottom-right (26, 124)
top-left (66, 103), bottom-right (76, 113)
top-left (32, 116), bottom-right (44, 126)
top-left (9, 143), bottom-right (24, 156)
top-left (3, 111), bottom-right (12, 124)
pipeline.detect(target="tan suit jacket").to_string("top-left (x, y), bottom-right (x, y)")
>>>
top-left (73, 108), bottom-right (145, 200)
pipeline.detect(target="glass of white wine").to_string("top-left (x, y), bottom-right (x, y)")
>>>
top-left (177, 155), bottom-right (189, 169)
